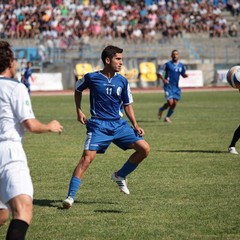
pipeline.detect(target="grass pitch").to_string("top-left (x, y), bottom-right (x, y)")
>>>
top-left (0, 90), bottom-right (239, 240)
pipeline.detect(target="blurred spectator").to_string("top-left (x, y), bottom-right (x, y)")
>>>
top-left (228, 22), bottom-right (238, 37)
top-left (228, 0), bottom-right (240, 16)
top-left (0, 0), bottom-right (236, 49)
top-left (132, 24), bottom-right (143, 42)
top-left (0, 21), bottom-right (5, 38)
top-left (38, 43), bottom-right (47, 61)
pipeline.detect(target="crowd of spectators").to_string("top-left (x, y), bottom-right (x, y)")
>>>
top-left (0, 0), bottom-right (239, 50)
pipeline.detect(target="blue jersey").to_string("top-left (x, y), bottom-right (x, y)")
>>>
top-left (159, 60), bottom-right (186, 88)
top-left (75, 71), bottom-right (133, 120)
top-left (21, 67), bottom-right (32, 83)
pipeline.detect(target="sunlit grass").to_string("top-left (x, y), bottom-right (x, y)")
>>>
top-left (0, 90), bottom-right (239, 240)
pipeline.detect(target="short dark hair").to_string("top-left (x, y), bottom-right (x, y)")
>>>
top-left (171, 49), bottom-right (178, 55)
top-left (0, 40), bottom-right (14, 73)
top-left (101, 45), bottom-right (123, 65)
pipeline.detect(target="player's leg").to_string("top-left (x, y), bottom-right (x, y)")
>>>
top-left (112, 139), bottom-right (150, 195)
top-left (118, 139), bottom-right (150, 176)
top-left (63, 150), bottom-right (97, 209)
top-left (6, 194), bottom-right (32, 240)
top-left (116, 139), bottom-right (149, 176)
top-left (164, 98), bottom-right (176, 123)
top-left (228, 125), bottom-right (240, 154)
top-left (158, 88), bottom-right (171, 120)
top-left (1, 142), bottom-right (33, 239)
top-left (26, 83), bottom-right (31, 95)
top-left (63, 119), bottom-right (112, 208)
top-left (165, 87), bottom-right (181, 123)
top-left (0, 200), bottom-right (9, 225)
top-left (111, 120), bottom-right (150, 194)
top-left (0, 208), bottom-right (9, 225)
top-left (158, 102), bottom-right (168, 119)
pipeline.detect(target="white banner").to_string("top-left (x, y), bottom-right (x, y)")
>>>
top-left (179, 70), bottom-right (204, 87)
top-left (216, 69), bottom-right (228, 83)
top-left (30, 73), bottom-right (63, 91)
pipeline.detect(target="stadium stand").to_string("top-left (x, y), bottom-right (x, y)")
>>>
top-left (139, 61), bottom-right (158, 87)
top-left (2, 0), bottom-right (240, 88)
top-left (75, 62), bottom-right (93, 79)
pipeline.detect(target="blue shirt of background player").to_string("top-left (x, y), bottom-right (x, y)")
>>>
top-left (22, 67), bottom-right (32, 84)
top-left (159, 60), bottom-right (187, 88)
top-left (75, 71), bottom-right (133, 120)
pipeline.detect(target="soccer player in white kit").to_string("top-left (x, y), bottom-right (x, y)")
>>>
top-left (0, 40), bottom-right (63, 240)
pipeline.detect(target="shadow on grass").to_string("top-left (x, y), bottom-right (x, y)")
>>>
top-left (94, 209), bottom-right (123, 213)
top-left (157, 149), bottom-right (227, 154)
top-left (33, 199), bottom-right (118, 210)
top-left (137, 120), bottom-right (170, 125)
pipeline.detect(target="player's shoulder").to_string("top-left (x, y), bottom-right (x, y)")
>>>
top-left (0, 77), bottom-right (20, 84)
top-left (178, 60), bottom-right (185, 66)
top-left (84, 70), bottom-right (100, 79)
top-left (165, 61), bottom-right (172, 67)
top-left (1, 77), bottom-right (27, 94)
top-left (116, 72), bottom-right (127, 81)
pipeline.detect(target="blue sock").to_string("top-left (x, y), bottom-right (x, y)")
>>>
top-left (67, 176), bottom-right (81, 199)
top-left (166, 109), bottom-right (174, 118)
top-left (117, 160), bottom-right (138, 178)
top-left (160, 104), bottom-right (168, 111)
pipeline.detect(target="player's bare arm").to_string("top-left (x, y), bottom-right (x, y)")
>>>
top-left (74, 89), bottom-right (87, 124)
top-left (23, 119), bottom-right (63, 134)
top-left (124, 104), bottom-right (145, 136)
top-left (158, 73), bottom-right (169, 84)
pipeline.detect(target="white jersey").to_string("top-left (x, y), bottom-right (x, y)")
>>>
top-left (0, 77), bottom-right (35, 205)
top-left (0, 77), bottom-right (35, 142)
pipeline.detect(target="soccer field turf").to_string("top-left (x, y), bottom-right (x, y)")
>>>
top-left (0, 90), bottom-right (239, 240)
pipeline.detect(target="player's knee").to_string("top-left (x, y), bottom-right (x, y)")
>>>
top-left (11, 202), bottom-right (33, 224)
top-left (141, 142), bottom-right (150, 158)
top-left (80, 155), bottom-right (94, 168)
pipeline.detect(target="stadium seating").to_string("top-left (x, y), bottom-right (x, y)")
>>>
top-left (119, 66), bottom-right (140, 88)
top-left (75, 63), bottom-right (93, 80)
top-left (139, 62), bottom-right (158, 87)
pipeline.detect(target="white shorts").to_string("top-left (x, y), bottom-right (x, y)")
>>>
top-left (0, 141), bottom-right (33, 209)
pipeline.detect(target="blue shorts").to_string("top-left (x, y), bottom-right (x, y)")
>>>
top-left (84, 118), bottom-right (143, 153)
top-left (164, 84), bottom-right (181, 101)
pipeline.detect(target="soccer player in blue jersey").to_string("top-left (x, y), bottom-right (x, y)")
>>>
top-left (21, 61), bottom-right (34, 95)
top-left (62, 45), bottom-right (150, 209)
top-left (158, 50), bottom-right (188, 123)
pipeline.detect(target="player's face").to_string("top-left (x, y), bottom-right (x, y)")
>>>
top-left (109, 53), bottom-right (123, 72)
top-left (171, 51), bottom-right (179, 62)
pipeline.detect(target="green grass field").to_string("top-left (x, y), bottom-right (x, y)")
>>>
top-left (0, 90), bottom-right (240, 240)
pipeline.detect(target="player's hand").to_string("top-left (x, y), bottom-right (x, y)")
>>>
top-left (134, 126), bottom-right (145, 136)
top-left (163, 78), bottom-right (169, 84)
top-left (77, 111), bottom-right (87, 125)
top-left (48, 120), bottom-right (63, 134)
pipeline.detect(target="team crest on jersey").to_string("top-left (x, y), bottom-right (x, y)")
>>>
top-left (117, 87), bottom-right (122, 96)
top-left (25, 100), bottom-right (30, 106)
